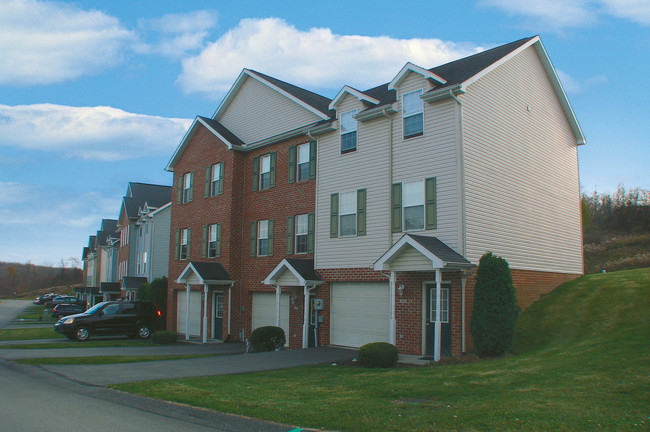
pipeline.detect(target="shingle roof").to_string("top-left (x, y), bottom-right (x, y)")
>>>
top-left (122, 276), bottom-right (148, 290)
top-left (124, 183), bottom-right (172, 219)
top-left (189, 261), bottom-right (232, 282)
top-left (99, 282), bottom-right (121, 293)
top-left (407, 235), bottom-right (472, 266)
top-left (198, 117), bottom-right (246, 147)
top-left (285, 258), bottom-right (322, 282)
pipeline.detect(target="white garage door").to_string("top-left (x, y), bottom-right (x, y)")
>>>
top-left (331, 282), bottom-right (390, 348)
top-left (177, 290), bottom-right (202, 336)
top-left (252, 293), bottom-right (290, 346)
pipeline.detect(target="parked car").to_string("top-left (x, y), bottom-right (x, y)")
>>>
top-left (54, 300), bottom-right (161, 341)
top-left (46, 295), bottom-right (84, 308)
top-left (34, 293), bottom-right (59, 305)
top-left (51, 303), bottom-right (86, 319)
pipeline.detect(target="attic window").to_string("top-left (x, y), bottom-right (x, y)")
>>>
top-left (403, 90), bottom-right (423, 138)
top-left (340, 110), bottom-right (357, 153)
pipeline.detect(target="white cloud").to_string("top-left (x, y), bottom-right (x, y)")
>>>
top-left (557, 70), bottom-right (608, 94)
top-left (479, 0), bottom-right (650, 30)
top-left (0, 104), bottom-right (192, 161)
top-left (138, 10), bottom-right (218, 58)
top-left (0, 0), bottom-right (135, 86)
top-left (177, 18), bottom-right (484, 97)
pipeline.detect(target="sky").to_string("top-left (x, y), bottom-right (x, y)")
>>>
top-left (0, 0), bottom-right (648, 267)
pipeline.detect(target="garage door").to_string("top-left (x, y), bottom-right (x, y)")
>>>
top-left (177, 290), bottom-right (202, 336)
top-left (331, 282), bottom-right (390, 348)
top-left (252, 293), bottom-right (289, 346)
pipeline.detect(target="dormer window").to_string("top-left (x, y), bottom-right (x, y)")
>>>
top-left (403, 90), bottom-right (423, 138)
top-left (340, 110), bottom-right (357, 153)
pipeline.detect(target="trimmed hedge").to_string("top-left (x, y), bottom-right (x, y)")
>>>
top-left (250, 326), bottom-right (286, 352)
top-left (358, 342), bottom-right (398, 368)
top-left (152, 331), bottom-right (177, 345)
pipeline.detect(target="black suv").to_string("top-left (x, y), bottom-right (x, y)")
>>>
top-left (54, 300), bottom-right (161, 341)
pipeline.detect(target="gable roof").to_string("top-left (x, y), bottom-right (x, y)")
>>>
top-left (373, 234), bottom-right (473, 271)
top-left (177, 261), bottom-right (233, 285)
top-left (329, 85), bottom-right (380, 110)
top-left (122, 183), bottom-right (172, 220)
top-left (263, 258), bottom-right (322, 286)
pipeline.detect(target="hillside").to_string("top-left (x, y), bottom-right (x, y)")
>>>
top-left (0, 261), bottom-right (82, 298)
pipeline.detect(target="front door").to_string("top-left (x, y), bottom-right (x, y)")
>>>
top-left (425, 282), bottom-right (452, 358)
top-left (213, 293), bottom-right (224, 340)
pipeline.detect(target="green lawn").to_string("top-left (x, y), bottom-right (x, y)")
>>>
top-left (114, 268), bottom-right (650, 432)
top-left (0, 327), bottom-right (64, 341)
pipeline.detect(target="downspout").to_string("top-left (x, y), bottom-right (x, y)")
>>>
top-left (227, 282), bottom-right (234, 338)
top-left (185, 283), bottom-right (190, 341)
top-left (303, 284), bottom-right (309, 349)
top-left (380, 108), bottom-right (394, 249)
top-left (202, 283), bottom-right (208, 343)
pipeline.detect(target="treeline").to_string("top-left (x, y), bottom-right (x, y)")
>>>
top-left (582, 185), bottom-right (649, 239)
top-left (0, 261), bottom-right (83, 297)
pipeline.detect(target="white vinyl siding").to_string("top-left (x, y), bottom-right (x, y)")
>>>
top-left (316, 94), bottom-right (392, 269)
top-left (217, 76), bottom-right (324, 144)
top-left (462, 46), bottom-right (583, 274)
top-left (330, 282), bottom-right (390, 348)
top-left (252, 293), bottom-right (290, 346)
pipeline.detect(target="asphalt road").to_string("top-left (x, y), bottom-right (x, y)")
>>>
top-left (0, 299), bottom-right (33, 328)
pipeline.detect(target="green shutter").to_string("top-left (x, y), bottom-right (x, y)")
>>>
top-left (286, 216), bottom-right (294, 255)
top-left (309, 140), bottom-right (317, 179)
top-left (330, 193), bottom-right (339, 238)
top-left (269, 152), bottom-right (276, 188)
top-left (174, 229), bottom-right (180, 260)
top-left (249, 222), bottom-right (257, 256)
top-left (357, 189), bottom-right (366, 236)
top-left (392, 183), bottom-right (402, 233)
top-left (188, 172), bottom-right (194, 202)
top-left (308, 213), bottom-right (315, 253)
top-left (215, 224), bottom-right (221, 257)
top-left (425, 177), bottom-right (437, 230)
top-left (218, 163), bottom-right (224, 195)
top-left (268, 219), bottom-right (274, 256)
top-left (202, 225), bottom-right (207, 258)
top-left (204, 166), bottom-right (211, 198)
top-left (288, 146), bottom-right (296, 184)
top-left (176, 175), bottom-right (183, 205)
top-left (186, 228), bottom-right (191, 259)
top-left (251, 157), bottom-right (259, 191)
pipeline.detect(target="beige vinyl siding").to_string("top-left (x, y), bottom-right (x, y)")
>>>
top-left (462, 46), bottom-right (583, 274)
top-left (391, 72), bottom-right (462, 252)
top-left (275, 269), bottom-right (301, 286)
top-left (316, 94), bottom-right (393, 269)
top-left (217, 76), bottom-right (323, 144)
top-left (389, 246), bottom-right (436, 271)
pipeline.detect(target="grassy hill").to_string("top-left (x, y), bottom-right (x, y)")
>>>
top-left (584, 232), bottom-right (650, 274)
top-left (116, 268), bottom-right (650, 431)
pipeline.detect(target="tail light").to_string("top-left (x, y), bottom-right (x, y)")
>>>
top-left (157, 310), bottom-right (161, 316)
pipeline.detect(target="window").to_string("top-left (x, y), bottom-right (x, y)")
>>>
top-left (295, 214), bottom-right (309, 253)
top-left (403, 180), bottom-right (425, 231)
top-left (179, 172), bottom-right (194, 203)
top-left (205, 223), bottom-right (221, 258)
top-left (286, 214), bottom-right (314, 255)
top-left (179, 228), bottom-right (189, 260)
top-left (142, 252), bottom-right (147, 274)
top-left (340, 110), bottom-right (357, 153)
top-left (260, 155), bottom-right (271, 189)
top-left (392, 177), bottom-right (437, 233)
top-left (330, 189), bottom-right (366, 238)
top-left (403, 90), bottom-right (423, 138)
top-left (257, 220), bottom-right (270, 256)
top-left (430, 286), bottom-right (450, 323)
top-left (288, 142), bottom-right (316, 183)
top-left (215, 294), bottom-right (224, 319)
top-left (206, 163), bottom-right (224, 197)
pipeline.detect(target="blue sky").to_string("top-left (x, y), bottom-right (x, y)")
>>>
top-left (0, 0), bottom-right (648, 266)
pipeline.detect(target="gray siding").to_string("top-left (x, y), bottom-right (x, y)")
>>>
top-left (461, 46), bottom-right (583, 274)
top-left (217, 76), bottom-right (324, 144)
top-left (150, 205), bottom-right (171, 280)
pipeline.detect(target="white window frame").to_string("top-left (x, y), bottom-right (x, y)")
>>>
top-left (340, 110), bottom-right (358, 153)
top-left (182, 172), bottom-right (192, 203)
top-left (295, 214), bottom-right (309, 254)
top-left (259, 154), bottom-right (271, 190)
top-left (257, 220), bottom-right (270, 256)
top-left (208, 223), bottom-right (218, 258)
top-left (211, 163), bottom-right (222, 196)
top-left (429, 284), bottom-right (450, 323)
top-left (339, 191), bottom-right (357, 237)
top-left (403, 89), bottom-right (423, 138)
top-left (403, 180), bottom-right (425, 231)
top-left (180, 228), bottom-right (189, 260)
top-left (297, 143), bottom-right (310, 181)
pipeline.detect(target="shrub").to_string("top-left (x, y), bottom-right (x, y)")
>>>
top-left (250, 326), bottom-right (285, 352)
top-left (358, 342), bottom-right (398, 368)
top-left (470, 252), bottom-right (520, 357)
top-left (152, 331), bottom-right (177, 345)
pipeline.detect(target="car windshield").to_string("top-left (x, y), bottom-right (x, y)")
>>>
top-left (84, 302), bottom-right (107, 315)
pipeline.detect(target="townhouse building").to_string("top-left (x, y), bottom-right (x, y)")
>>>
top-left (167, 35), bottom-right (584, 360)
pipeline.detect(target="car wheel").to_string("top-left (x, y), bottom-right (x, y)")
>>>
top-left (74, 326), bottom-right (90, 341)
top-left (136, 324), bottom-right (151, 339)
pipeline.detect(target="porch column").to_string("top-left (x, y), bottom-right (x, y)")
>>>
top-left (389, 271), bottom-right (396, 345)
top-left (434, 269), bottom-right (442, 362)
top-left (185, 283), bottom-right (190, 341)
top-left (202, 284), bottom-right (208, 343)
top-left (227, 283), bottom-right (232, 336)
top-left (302, 285), bottom-right (309, 348)
top-left (275, 285), bottom-right (281, 328)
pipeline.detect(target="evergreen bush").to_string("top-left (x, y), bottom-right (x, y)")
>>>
top-left (250, 326), bottom-right (286, 352)
top-left (358, 342), bottom-right (398, 368)
top-left (152, 331), bottom-right (177, 344)
top-left (470, 252), bottom-right (520, 357)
